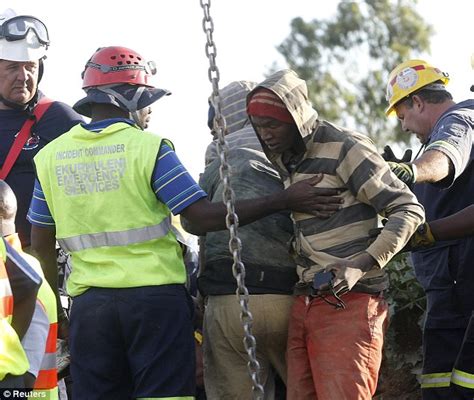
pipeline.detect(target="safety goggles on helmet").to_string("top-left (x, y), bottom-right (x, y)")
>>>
top-left (84, 59), bottom-right (156, 76)
top-left (0, 15), bottom-right (49, 46)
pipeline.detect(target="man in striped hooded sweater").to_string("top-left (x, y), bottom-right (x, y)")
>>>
top-left (195, 81), bottom-right (299, 399)
top-left (246, 69), bottom-right (425, 400)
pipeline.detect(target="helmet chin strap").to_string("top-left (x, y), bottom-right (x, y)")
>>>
top-left (130, 110), bottom-right (146, 130)
top-left (0, 90), bottom-right (40, 117)
top-left (0, 94), bottom-right (29, 110)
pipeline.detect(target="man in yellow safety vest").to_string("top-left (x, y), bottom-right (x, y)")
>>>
top-left (28, 46), bottom-right (343, 400)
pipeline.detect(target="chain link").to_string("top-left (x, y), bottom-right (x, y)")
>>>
top-left (199, 1), bottom-right (264, 398)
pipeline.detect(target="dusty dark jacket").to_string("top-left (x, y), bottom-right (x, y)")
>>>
top-left (197, 81), bottom-right (297, 295)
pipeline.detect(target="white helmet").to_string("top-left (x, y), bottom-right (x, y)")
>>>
top-left (0, 8), bottom-right (49, 62)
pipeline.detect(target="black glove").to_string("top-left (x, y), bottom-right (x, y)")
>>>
top-left (388, 161), bottom-right (417, 188)
top-left (368, 222), bottom-right (435, 253)
top-left (382, 145), bottom-right (412, 163)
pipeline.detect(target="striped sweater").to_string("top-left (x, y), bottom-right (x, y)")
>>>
top-left (248, 69), bottom-right (425, 292)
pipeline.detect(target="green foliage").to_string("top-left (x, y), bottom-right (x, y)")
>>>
top-left (274, 0), bottom-right (434, 147)
top-left (384, 253), bottom-right (425, 371)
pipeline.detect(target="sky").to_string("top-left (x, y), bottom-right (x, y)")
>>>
top-left (8, 0), bottom-right (474, 179)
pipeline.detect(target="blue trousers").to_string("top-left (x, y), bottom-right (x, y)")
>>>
top-left (69, 285), bottom-right (195, 400)
top-left (422, 325), bottom-right (474, 399)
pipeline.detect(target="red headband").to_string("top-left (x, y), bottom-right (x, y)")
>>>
top-left (247, 89), bottom-right (294, 124)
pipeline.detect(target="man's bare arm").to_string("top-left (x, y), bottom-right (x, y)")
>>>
top-left (182, 175), bottom-right (343, 235)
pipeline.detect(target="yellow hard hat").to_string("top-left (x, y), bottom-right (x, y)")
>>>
top-left (385, 59), bottom-right (449, 116)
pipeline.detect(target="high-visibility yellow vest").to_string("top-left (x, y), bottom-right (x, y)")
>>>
top-left (34, 122), bottom-right (186, 297)
top-left (6, 234), bottom-right (58, 399)
top-left (0, 238), bottom-right (30, 380)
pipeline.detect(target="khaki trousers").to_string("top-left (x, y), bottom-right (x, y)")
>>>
top-left (203, 294), bottom-right (294, 400)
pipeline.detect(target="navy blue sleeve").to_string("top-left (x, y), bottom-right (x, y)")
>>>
top-left (151, 144), bottom-right (207, 214)
top-left (426, 113), bottom-right (473, 184)
top-left (27, 179), bottom-right (55, 227)
top-left (35, 100), bottom-right (84, 143)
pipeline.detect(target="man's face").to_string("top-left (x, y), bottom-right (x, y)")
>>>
top-left (394, 98), bottom-right (430, 144)
top-left (0, 59), bottom-right (39, 109)
top-left (250, 116), bottom-right (298, 154)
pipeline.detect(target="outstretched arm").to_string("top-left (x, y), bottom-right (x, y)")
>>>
top-left (428, 205), bottom-right (474, 241)
top-left (181, 174), bottom-right (344, 235)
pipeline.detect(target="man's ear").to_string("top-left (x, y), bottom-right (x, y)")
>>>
top-left (412, 95), bottom-right (424, 113)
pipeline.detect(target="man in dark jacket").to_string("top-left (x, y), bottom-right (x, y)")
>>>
top-left (191, 81), bottom-right (298, 399)
top-left (0, 8), bottom-right (83, 247)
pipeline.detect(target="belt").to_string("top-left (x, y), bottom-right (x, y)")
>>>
top-left (293, 282), bottom-right (314, 296)
top-left (292, 282), bottom-right (383, 296)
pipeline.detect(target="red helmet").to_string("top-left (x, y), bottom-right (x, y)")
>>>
top-left (81, 46), bottom-right (157, 89)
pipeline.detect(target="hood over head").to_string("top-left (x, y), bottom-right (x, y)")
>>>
top-left (247, 88), bottom-right (295, 124)
top-left (246, 69), bottom-right (318, 159)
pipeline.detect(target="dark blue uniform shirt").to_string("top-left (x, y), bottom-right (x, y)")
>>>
top-left (0, 92), bottom-right (83, 246)
top-left (412, 99), bottom-right (474, 329)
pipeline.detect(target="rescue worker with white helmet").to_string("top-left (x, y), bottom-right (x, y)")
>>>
top-left (384, 59), bottom-right (474, 399)
top-left (0, 8), bottom-right (83, 248)
top-left (28, 45), bottom-right (339, 400)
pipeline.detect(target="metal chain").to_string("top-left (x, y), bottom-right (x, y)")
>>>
top-left (199, 1), bottom-right (264, 398)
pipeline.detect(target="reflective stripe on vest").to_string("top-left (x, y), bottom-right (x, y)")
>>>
top-left (35, 367), bottom-right (57, 389)
top-left (33, 290), bottom-right (58, 395)
top-left (33, 321), bottom-right (58, 393)
top-left (420, 372), bottom-right (452, 388)
top-left (58, 218), bottom-right (171, 253)
top-left (1, 240), bottom-right (14, 321)
top-left (452, 368), bottom-right (474, 389)
top-left (0, 278), bottom-right (13, 319)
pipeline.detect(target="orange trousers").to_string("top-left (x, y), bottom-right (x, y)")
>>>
top-left (286, 292), bottom-right (388, 400)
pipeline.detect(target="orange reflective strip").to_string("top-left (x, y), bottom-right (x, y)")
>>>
top-left (45, 322), bottom-right (58, 353)
top-left (0, 295), bottom-right (13, 317)
top-left (34, 368), bottom-right (58, 390)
